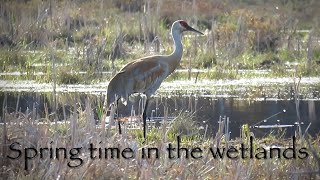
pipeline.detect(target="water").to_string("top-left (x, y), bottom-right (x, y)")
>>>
top-left (0, 92), bottom-right (319, 139)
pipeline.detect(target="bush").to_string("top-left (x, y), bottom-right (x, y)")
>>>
top-left (56, 67), bottom-right (83, 84)
top-left (169, 112), bottom-right (200, 137)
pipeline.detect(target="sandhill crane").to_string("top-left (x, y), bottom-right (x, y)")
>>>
top-left (105, 20), bottom-right (203, 142)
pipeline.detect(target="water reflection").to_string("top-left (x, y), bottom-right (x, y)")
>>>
top-left (0, 92), bottom-right (319, 138)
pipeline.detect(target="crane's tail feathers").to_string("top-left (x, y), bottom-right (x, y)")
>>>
top-left (104, 94), bottom-right (121, 112)
top-left (103, 97), bottom-right (110, 112)
top-left (120, 97), bottom-right (127, 106)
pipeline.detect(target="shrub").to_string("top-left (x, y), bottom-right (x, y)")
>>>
top-left (56, 67), bottom-right (83, 84)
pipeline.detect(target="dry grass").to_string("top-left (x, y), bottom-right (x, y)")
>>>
top-left (0, 100), bottom-right (319, 179)
top-left (1, 0), bottom-right (320, 80)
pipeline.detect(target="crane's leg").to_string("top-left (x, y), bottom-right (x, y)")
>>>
top-left (116, 99), bottom-right (121, 135)
top-left (142, 98), bottom-right (149, 143)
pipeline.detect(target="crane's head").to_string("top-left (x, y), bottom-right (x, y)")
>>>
top-left (173, 20), bottom-right (204, 35)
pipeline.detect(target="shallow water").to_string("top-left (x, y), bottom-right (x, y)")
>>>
top-left (1, 77), bottom-right (320, 98)
top-left (0, 92), bottom-right (319, 139)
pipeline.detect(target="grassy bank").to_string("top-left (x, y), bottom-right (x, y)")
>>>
top-left (0, 105), bottom-right (319, 179)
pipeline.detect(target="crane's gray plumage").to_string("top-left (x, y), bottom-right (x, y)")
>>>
top-left (105, 20), bottom-right (203, 142)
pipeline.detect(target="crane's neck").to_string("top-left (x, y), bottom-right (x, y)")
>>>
top-left (167, 28), bottom-right (183, 73)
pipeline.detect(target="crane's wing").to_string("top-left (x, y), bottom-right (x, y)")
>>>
top-left (106, 56), bottom-right (168, 107)
top-left (118, 60), bottom-right (136, 73)
top-left (121, 56), bottom-right (168, 95)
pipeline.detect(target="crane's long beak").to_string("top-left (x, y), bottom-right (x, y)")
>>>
top-left (186, 25), bottom-right (204, 35)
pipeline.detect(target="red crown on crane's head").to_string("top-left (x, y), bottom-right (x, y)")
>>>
top-left (176, 20), bottom-right (204, 35)
top-left (179, 21), bottom-right (188, 28)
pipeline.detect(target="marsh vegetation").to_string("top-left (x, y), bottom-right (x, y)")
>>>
top-left (1, 0), bottom-right (320, 179)
top-left (1, 0), bottom-right (320, 84)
